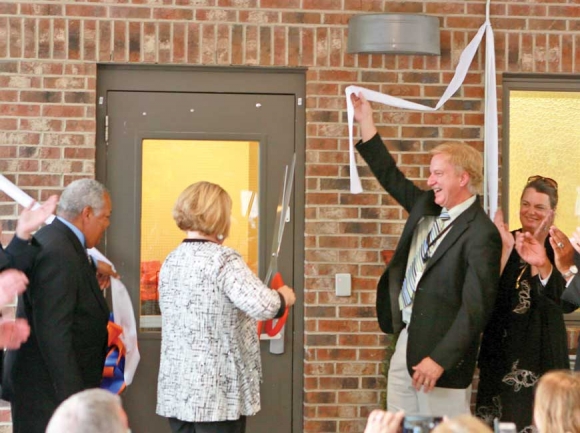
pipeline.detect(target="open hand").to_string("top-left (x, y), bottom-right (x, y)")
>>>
top-left (16, 195), bottom-right (58, 240)
top-left (412, 357), bottom-right (443, 393)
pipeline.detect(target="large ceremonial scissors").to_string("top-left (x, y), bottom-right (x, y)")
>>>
top-left (257, 154), bottom-right (296, 338)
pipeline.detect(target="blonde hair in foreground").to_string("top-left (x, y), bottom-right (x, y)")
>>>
top-left (534, 370), bottom-right (580, 433)
top-left (173, 181), bottom-right (232, 238)
top-left (431, 141), bottom-right (483, 195)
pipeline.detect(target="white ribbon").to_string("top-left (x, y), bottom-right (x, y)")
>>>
top-left (88, 248), bottom-right (140, 385)
top-left (0, 174), bottom-right (140, 385)
top-left (346, 0), bottom-right (498, 217)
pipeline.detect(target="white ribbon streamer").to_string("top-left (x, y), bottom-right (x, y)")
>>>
top-left (0, 174), bottom-right (140, 385)
top-left (346, 0), bottom-right (498, 217)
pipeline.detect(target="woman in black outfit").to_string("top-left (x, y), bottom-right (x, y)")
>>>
top-left (476, 176), bottom-right (575, 431)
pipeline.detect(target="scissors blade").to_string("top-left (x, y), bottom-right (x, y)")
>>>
top-left (264, 154), bottom-right (296, 285)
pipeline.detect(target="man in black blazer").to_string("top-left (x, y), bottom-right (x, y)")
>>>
top-left (2, 179), bottom-right (112, 433)
top-left (352, 93), bottom-right (501, 415)
top-left (517, 225), bottom-right (580, 371)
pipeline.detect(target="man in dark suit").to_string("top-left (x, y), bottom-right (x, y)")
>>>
top-left (2, 179), bottom-right (112, 433)
top-left (351, 93), bottom-right (502, 415)
top-left (517, 225), bottom-right (580, 370)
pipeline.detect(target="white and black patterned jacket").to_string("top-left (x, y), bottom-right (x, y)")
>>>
top-left (156, 240), bottom-right (282, 422)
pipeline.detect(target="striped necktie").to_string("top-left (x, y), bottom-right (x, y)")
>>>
top-left (398, 209), bottom-right (451, 309)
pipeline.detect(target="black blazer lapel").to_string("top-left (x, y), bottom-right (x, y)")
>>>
top-left (422, 199), bottom-right (480, 274)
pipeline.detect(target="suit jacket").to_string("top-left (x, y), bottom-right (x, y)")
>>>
top-left (0, 235), bottom-right (40, 272)
top-left (2, 218), bottom-right (109, 433)
top-left (357, 134), bottom-right (502, 388)
top-left (561, 252), bottom-right (580, 371)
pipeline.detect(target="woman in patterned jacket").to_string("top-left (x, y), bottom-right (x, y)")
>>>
top-left (156, 181), bottom-right (296, 433)
top-left (475, 176), bottom-right (574, 431)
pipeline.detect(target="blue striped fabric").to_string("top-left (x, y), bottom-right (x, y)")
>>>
top-left (398, 209), bottom-right (450, 309)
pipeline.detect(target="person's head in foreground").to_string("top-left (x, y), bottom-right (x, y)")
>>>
top-left (46, 389), bottom-right (129, 433)
top-left (534, 370), bottom-right (580, 433)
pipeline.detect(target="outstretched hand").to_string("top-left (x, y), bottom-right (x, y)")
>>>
top-left (16, 195), bottom-right (58, 240)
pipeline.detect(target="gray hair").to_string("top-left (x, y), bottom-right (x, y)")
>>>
top-left (46, 389), bottom-right (127, 433)
top-left (57, 179), bottom-right (108, 219)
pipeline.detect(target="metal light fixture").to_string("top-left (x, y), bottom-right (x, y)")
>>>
top-left (347, 13), bottom-right (441, 56)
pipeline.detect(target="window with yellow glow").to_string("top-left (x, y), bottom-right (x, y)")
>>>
top-left (140, 140), bottom-right (259, 323)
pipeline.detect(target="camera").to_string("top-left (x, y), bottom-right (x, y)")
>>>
top-left (402, 415), bottom-right (443, 432)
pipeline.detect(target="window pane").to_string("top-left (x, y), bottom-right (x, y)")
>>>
top-left (140, 139), bottom-right (260, 328)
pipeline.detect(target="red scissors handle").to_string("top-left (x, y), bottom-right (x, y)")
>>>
top-left (257, 272), bottom-right (289, 337)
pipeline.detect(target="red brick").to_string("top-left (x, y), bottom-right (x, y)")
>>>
top-left (158, 22), bottom-right (171, 63)
top-left (303, 420), bottom-right (337, 432)
top-left (9, 18), bottom-right (22, 58)
top-left (231, 24), bottom-right (243, 64)
top-left (282, 12), bottom-right (321, 24)
top-left (259, 26), bottom-right (271, 65)
top-left (113, 20), bottom-right (127, 62)
top-left (110, 6), bottom-right (151, 19)
top-left (316, 27), bottom-right (328, 66)
top-left (129, 22), bottom-right (141, 62)
top-left (155, 7), bottom-right (193, 20)
top-left (98, 20), bottom-right (112, 62)
top-left (173, 22), bottom-right (186, 63)
top-left (22, 17), bottom-right (35, 58)
top-left (337, 390), bottom-right (378, 404)
top-left (65, 5), bottom-right (107, 17)
top-left (216, 0), bottom-right (257, 6)
top-left (201, 23), bottom-right (216, 64)
top-left (0, 3), bottom-right (17, 14)
top-left (304, 0), bottom-right (342, 10)
top-left (143, 22), bottom-right (157, 63)
top-left (0, 104), bottom-right (40, 117)
top-left (83, 20), bottom-right (97, 61)
top-left (41, 105), bottom-right (84, 117)
top-left (0, 18), bottom-right (7, 57)
top-left (18, 174), bottom-right (61, 187)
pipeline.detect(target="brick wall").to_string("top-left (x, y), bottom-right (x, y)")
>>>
top-left (1, 1), bottom-right (579, 432)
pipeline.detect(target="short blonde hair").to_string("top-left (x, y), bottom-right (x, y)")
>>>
top-left (173, 181), bottom-right (232, 238)
top-left (534, 370), bottom-right (580, 433)
top-left (432, 415), bottom-right (492, 433)
top-left (431, 142), bottom-right (483, 195)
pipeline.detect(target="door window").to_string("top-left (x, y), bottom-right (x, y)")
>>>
top-left (140, 139), bottom-right (260, 328)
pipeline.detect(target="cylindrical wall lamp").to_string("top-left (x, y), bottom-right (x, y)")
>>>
top-left (347, 13), bottom-right (441, 56)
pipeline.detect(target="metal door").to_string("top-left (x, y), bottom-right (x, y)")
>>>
top-left (99, 77), bottom-right (302, 433)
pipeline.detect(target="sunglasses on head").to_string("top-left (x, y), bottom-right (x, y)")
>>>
top-left (526, 175), bottom-right (558, 190)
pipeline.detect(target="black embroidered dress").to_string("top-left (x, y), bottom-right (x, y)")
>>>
top-left (475, 232), bottom-right (572, 432)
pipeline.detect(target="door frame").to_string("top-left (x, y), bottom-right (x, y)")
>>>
top-left (95, 64), bottom-right (306, 432)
